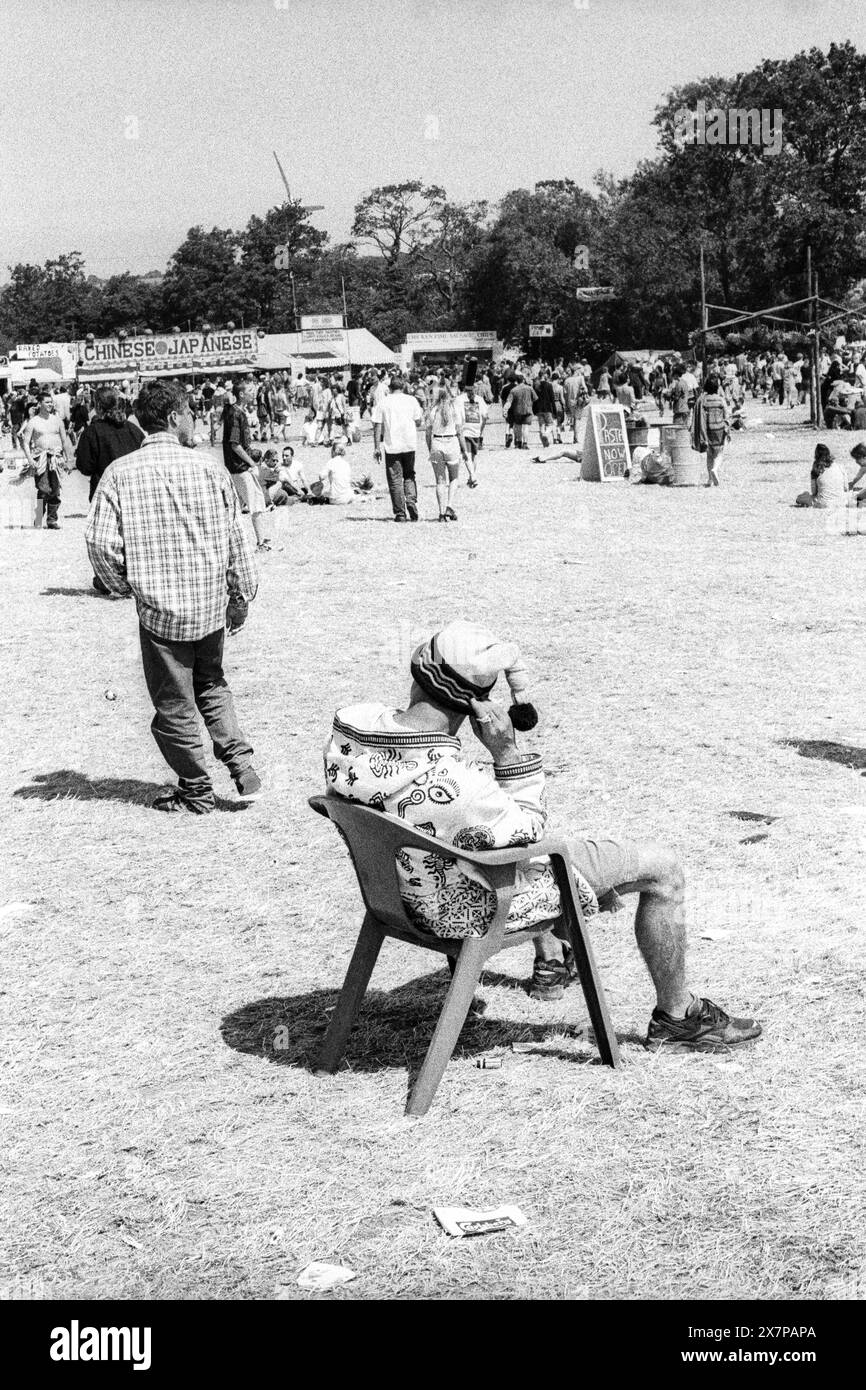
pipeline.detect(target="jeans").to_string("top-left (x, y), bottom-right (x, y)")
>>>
top-left (384, 451), bottom-right (417, 518)
top-left (35, 467), bottom-right (62, 526)
top-left (139, 623), bottom-right (253, 807)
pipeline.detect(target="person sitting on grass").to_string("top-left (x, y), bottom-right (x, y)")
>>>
top-left (795, 444), bottom-right (849, 508)
top-left (307, 441), bottom-right (372, 506)
top-left (848, 443), bottom-right (866, 504)
top-left (322, 619), bottom-right (763, 1053)
top-left (279, 446), bottom-right (311, 502)
top-left (823, 377), bottom-right (860, 430)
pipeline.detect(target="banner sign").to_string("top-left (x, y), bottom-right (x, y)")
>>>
top-left (405, 331), bottom-right (498, 348)
top-left (15, 342), bottom-right (78, 377)
top-left (80, 330), bottom-right (259, 374)
top-left (581, 404), bottom-right (631, 482)
top-left (300, 328), bottom-right (346, 344)
top-left (300, 314), bottom-right (343, 331)
top-left (529, 323), bottom-right (554, 337)
top-left (575, 286), bottom-right (617, 302)
top-left (16, 342), bottom-right (70, 357)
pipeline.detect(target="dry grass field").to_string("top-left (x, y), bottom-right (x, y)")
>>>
top-left (2, 399), bottom-right (865, 1301)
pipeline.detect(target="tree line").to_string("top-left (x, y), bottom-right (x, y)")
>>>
top-left (3, 43), bottom-right (866, 362)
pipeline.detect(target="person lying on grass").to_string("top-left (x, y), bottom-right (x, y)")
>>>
top-left (530, 445), bottom-right (583, 465)
top-left (795, 444), bottom-right (850, 508)
top-left (323, 619), bottom-right (762, 1053)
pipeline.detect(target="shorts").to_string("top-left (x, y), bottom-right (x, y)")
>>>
top-left (430, 436), bottom-right (461, 479)
top-left (566, 836), bottom-right (641, 899)
top-left (230, 470), bottom-right (267, 515)
top-left (537, 411), bottom-right (556, 429)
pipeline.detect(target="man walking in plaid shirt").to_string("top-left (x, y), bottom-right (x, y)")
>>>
top-left (85, 381), bottom-right (262, 814)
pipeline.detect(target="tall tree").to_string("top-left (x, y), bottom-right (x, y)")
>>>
top-left (160, 226), bottom-right (242, 327)
top-left (351, 181), bottom-right (445, 263)
top-left (0, 252), bottom-right (90, 344)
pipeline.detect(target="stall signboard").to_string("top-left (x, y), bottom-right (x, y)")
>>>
top-left (300, 314), bottom-right (344, 331)
top-left (300, 328), bottom-right (346, 344)
top-left (581, 404), bottom-right (630, 482)
top-left (575, 286), bottom-right (617, 302)
top-left (15, 343), bottom-right (78, 377)
top-left (529, 324), bottom-right (554, 337)
top-left (405, 331), bottom-right (498, 349)
top-left (80, 330), bottom-right (259, 374)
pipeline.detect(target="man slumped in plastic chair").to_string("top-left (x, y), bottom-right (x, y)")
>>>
top-left (323, 621), bottom-right (762, 1053)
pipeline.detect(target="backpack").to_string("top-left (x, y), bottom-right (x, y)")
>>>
top-left (703, 398), bottom-right (727, 448)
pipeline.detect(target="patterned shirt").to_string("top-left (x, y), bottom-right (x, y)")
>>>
top-left (85, 432), bottom-right (258, 642)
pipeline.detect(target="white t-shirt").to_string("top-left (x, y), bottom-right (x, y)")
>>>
top-left (456, 393), bottom-right (488, 438)
top-left (372, 391), bottom-right (423, 453)
top-left (322, 454), bottom-right (353, 505)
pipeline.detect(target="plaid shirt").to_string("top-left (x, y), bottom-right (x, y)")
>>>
top-left (85, 432), bottom-right (258, 642)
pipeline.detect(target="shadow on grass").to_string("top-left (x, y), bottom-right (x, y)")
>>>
top-left (222, 966), bottom-right (636, 1092)
top-left (41, 586), bottom-right (104, 598)
top-left (12, 769), bottom-right (248, 812)
top-left (780, 738), bottom-right (866, 771)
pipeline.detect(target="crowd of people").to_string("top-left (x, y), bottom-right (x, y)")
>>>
top-left (5, 334), bottom-right (866, 525)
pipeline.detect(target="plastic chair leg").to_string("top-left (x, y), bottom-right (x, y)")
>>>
top-left (315, 912), bottom-right (384, 1075)
top-left (406, 936), bottom-right (488, 1117)
top-left (551, 865), bottom-right (620, 1068)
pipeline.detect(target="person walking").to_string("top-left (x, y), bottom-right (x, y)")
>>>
top-left (372, 374), bottom-right (424, 522)
top-left (504, 373), bottom-right (536, 449)
top-left (533, 371), bottom-right (558, 448)
top-left (19, 390), bottom-right (75, 529)
top-left (426, 386), bottom-right (469, 521)
top-left (692, 374), bottom-right (731, 487)
top-left (563, 365), bottom-right (589, 443)
top-left (75, 386), bottom-right (145, 591)
top-left (222, 382), bottom-right (273, 552)
top-left (456, 381), bottom-right (488, 488)
top-left (85, 380), bottom-right (261, 814)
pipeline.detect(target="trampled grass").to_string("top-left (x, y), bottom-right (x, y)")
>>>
top-left (1, 401), bottom-right (864, 1300)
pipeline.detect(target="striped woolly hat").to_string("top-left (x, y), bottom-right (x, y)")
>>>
top-left (410, 620), bottom-right (538, 730)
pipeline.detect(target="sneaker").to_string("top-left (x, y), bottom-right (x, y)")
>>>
top-left (234, 767), bottom-right (264, 801)
top-left (444, 506), bottom-right (457, 521)
top-left (529, 955), bottom-right (577, 1002)
top-left (153, 789), bottom-right (213, 815)
top-left (92, 575), bottom-right (111, 595)
top-left (394, 514), bottom-right (408, 523)
top-left (645, 996), bottom-right (762, 1054)
top-left (438, 514), bottom-right (448, 523)
top-left (407, 503), bottom-right (419, 521)
top-left (467, 478), bottom-right (478, 489)
top-left (256, 539), bottom-right (272, 552)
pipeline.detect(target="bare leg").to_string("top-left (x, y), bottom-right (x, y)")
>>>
top-left (252, 513), bottom-right (268, 545)
top-left (533, 844), bottom-right (691, 1016)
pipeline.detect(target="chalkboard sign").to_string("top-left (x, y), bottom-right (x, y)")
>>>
top-left (581, 404), bottom-right (631, 482)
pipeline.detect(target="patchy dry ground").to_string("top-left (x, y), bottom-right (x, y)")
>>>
top-left (1, 400), bottom-right (864, 1301)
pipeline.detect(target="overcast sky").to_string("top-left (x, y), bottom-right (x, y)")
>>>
top-left (1, 0), bottom-right (863, 281)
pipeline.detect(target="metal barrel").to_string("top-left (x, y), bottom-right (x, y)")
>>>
top-left (661, 424), bottom-right (704, 486)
